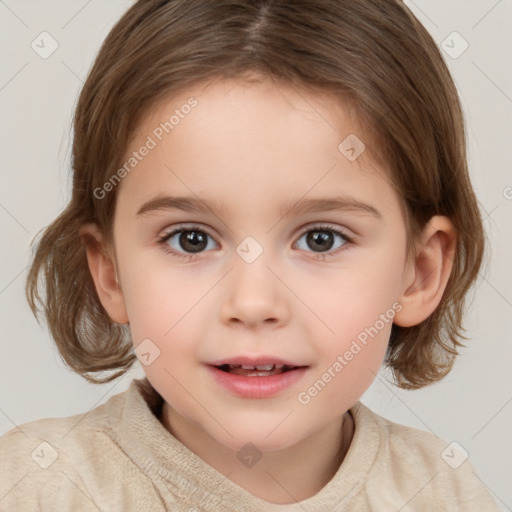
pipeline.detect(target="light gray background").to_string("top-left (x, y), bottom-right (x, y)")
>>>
top-left (0, 0), bottom-right (511, 509)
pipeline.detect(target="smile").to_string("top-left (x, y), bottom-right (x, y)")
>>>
top-left (206, 364), bottom-right (308, 398)
top-left (216, 364), bottom-right (297, 376)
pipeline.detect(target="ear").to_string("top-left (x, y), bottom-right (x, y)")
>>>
top-left (79, 223), bottom-right (129, 324)
top-left (394, 215), bottom-right (457, 328)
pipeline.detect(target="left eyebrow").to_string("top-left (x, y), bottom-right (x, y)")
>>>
top-left (277, 196), bottom-right (382, 219)
top-left (136, 194), bottom-right (382, 220)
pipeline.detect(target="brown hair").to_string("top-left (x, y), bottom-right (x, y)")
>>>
top-left (26, 0), bottom-right (484, 388)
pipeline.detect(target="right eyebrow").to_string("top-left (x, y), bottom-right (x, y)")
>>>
top-left (136, 195), bottom-right (227, 217)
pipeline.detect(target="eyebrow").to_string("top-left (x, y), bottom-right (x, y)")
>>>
top-left (278, 196), bottom-right (382, 219)
top-left (136, 195), bottom-right (227, 216)
top-left (136, 194), bottom-right (382, 219)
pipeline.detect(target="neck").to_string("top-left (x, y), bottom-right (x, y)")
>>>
top-left (160, 405), bottom-right (354, 504)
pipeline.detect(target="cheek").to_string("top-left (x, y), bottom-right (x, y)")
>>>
top-left (300, 247), bottom-right (404, 393)
top-left (117, 249), bottom-right (204, 340)
top-left (298, 337), bottom-right (388, 416)
top-left (117, 255), bottom-right (216, 393)
top-left (326, 294), bottom-right (393, 387)
top-left (307, 257), bottom-right (404, 342)
top-left (299, 301), bottom-right (394, 412)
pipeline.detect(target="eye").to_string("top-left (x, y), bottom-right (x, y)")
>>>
top-left (294, 225), bottom-right (351, 257)
top-left (158, 225), bottom-right (218, 258)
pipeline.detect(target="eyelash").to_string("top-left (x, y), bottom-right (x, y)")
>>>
top-left (157, 224), bottom-right (354, 262)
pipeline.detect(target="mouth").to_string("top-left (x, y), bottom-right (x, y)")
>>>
top-left (214, 364), bottom-right (301, 377)
top-left (206, 359), bottom-right (309, 398)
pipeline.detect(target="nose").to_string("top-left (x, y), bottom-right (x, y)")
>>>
top-left (219, 256), bottom-right (290, 329)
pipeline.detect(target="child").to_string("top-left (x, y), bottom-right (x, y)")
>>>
top-left (0, 0), bottom-right (501, 510)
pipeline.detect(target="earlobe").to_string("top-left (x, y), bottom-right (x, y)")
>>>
top-left (394, 216), bottom-right (457, 328)
top-left (79, 223), bottom-right (129, 324)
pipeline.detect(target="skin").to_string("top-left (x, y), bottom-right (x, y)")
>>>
top-left (81, 75), bottom-right (456, 504)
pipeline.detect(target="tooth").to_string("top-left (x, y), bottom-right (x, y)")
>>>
top-left (255, 364), bottom-right (274, 371)
top-left (274, 364), bottom-right (284, 369)
top-left (241, 365), bottom-right (255, 370)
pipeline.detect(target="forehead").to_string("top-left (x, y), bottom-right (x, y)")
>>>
top-left (116, 77), bottom-right (399, 218)
top-left (129, 75), bottom-right (369, 159)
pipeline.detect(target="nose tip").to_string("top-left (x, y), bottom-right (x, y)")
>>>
top-left (219, 257), bottom-right (289, 328)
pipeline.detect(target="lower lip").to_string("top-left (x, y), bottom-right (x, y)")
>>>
top-left (206, 366), bottom-right (308, 398)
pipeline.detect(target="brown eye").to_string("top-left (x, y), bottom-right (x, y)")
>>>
top-left (295, 226), bottom-right (349, 254)
top-left (178, 230), bottom-right (208, 252)
top-left (161, 227), bottom-right (217, 255)
top-left (306, 230), bottom-right (335, 252)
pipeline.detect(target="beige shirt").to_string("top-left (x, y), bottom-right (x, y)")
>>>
top-left (0, 378), bottom-right (500, 511)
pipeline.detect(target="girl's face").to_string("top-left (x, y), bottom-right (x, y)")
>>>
top-left (112, 77), bottom-right (412, 452)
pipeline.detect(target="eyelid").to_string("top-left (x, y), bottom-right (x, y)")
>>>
top-left (159, 222), bottom-right (353, 242)
top-left (159, 223), bottom-right (218, 242)
top-left (157, 222), bottom-right (355, 260)
top-left (293, 223), bottom-right (354, 262)
top-left (157, 224), bottom-right (220, 261)
top-left (294, 221), bottom-right (354, 240)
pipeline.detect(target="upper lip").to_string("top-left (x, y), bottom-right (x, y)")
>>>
top-left (207, 356), bottom-right (307, 367)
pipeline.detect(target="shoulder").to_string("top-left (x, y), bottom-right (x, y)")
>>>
top-left (355, 402), bottom-right (454, 468)
top-left (0, 389), bottom-right (127, 511)
top-left (349, 402), bottom-right (500, 511)
top-left (0, 386), bottom-right (125, 455)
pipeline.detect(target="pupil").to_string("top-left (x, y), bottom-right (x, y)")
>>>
top-left (180, 231), bottom-right (207, 253)
top-left (307, 231), bottom-right (333, 252)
